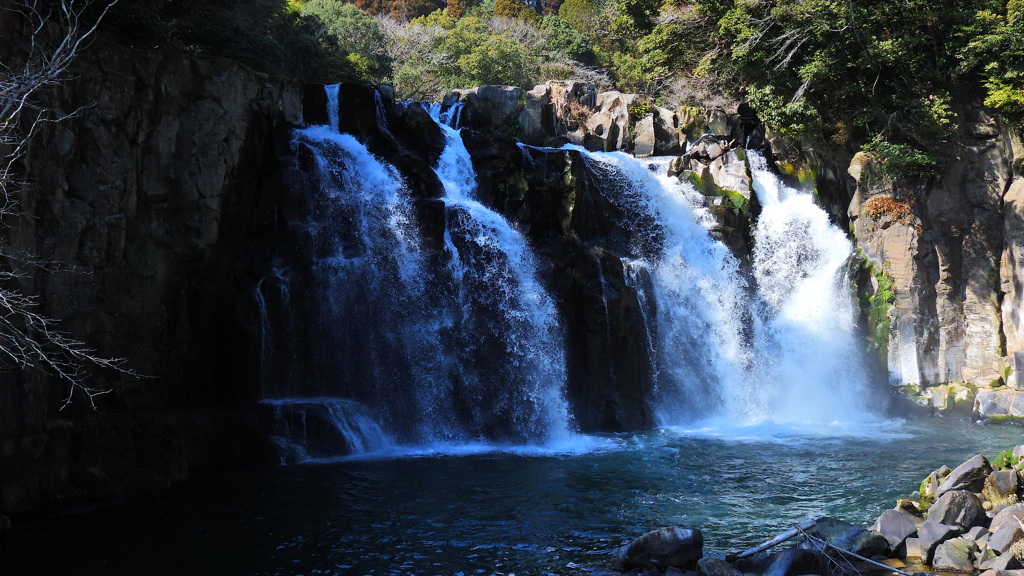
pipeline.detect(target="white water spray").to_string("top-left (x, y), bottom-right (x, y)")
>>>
top-left (432, 122), bottom-right (574, 444)
top-left (574, 148), bottom-right (876, 428)
top-left (748, 151), bottom-right (873, 423)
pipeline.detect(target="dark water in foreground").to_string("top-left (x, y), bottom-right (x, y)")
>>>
top-left (3, 418), bottom-right (1022, 576)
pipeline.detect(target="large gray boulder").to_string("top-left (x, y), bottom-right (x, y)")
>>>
top-left (978, 553), bottom-right (1023, 571)
top-left (975, 391), bottom-right (1024, 419)
top-left (984, 470), bottom-right (1020, 507)
top-left (988, 525), bottom-right (1024, 555)
top-left (932, 537), bottom-right (979, 572)
top-left (918, 519), bottom-right (961, 563)
top-left (619, 527), bottom-right (704, 569)
top-left (872, 509), bottom-right (918, 551)
top-left (938, 455), bottom-right (993, 495)
top-left (928, 490), bottom-right (987, 529)
top-left (991, 503), bottom-right (1024, 533)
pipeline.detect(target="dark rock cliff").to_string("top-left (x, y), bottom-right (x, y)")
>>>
top-left (0, 33), bottom-right (301, 519)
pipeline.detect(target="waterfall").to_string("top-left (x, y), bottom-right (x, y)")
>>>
top-left (747, 151), bottom-right (872, 422)
top-left (571, 151), bottom-right (753, 424)
top-left (262, 88), bottom-right (573, 458)
top-left (573, 149), bottom-right (875, 427)
top-left (431, 122), bottom-right (573, 443)
top-left (425, 102), bottom-right (464, 128)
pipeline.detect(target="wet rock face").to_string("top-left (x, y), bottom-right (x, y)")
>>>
top-left (459, 128), bottom-right (657, 432)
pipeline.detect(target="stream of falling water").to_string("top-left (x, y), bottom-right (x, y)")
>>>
top-left (573, 148), bottom-right (877, 429)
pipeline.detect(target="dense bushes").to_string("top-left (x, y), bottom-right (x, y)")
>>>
top-left (96, 0), bottom-right (1024, 160)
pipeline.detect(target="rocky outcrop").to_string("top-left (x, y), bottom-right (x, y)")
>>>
top-left (1, 29), bottom-right (300, 519)
top-left (869, 449), bottom-right (1024, 571)
top-left (849, 107), bottom-right (1022, 412)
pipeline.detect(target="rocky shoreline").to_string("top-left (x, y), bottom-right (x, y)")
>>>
top-left (606, 448), bottom-right (1024, 576)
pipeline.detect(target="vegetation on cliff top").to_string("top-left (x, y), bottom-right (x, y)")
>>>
top-left (98, 0), bottom-right (1024, 164)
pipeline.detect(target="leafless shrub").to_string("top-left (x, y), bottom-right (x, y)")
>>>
top-left (1, 0), bottom-right (137, 409)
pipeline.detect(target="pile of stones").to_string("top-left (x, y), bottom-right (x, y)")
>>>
top-left (611, 446), bottom-right (1024, 576)
top-left (871, 447), bottom-right (1024, 573)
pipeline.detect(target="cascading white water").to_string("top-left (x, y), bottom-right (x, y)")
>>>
top-left (574, 148), bottom-right (875, 428)
top-left (425, 102), bottom-right (464, 128)
top-left (748, 151), bottom-right (873, 423)
top-left (571, 150), bottom-right (753, 423)
top-left (431, 121), bottom-right (573, 444)
top-left (262, 90), bottom-right (575, 457)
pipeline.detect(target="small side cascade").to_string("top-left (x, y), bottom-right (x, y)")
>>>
top-left (429, 121), bottom-right (573, 443)
top-left (325, 84), bottom-right (340, 132)
top-left (261, 398), bottom-right (394, 462)
top-left (425, 102), bottom-right (464, 128)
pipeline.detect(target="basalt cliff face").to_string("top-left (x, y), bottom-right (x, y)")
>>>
top-left (0, 28), bottom-right (301, 520)
top-left (844, 112), bottom-right (1024, 416)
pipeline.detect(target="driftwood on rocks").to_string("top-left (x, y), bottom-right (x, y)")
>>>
top-left (728, 518), bottom-right (919, 576)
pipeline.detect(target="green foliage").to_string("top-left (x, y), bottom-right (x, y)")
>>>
top-left (457, 36), bottom-right (535, 86)
top-left (558, 0), bottom-right (604, 34)
top-left (862, 259), bottom-right (896, 358)
top-left (627, 98), bottom-right (653, 119)
top-left (542, 15), bottom-right (595, 64)
top-left (102, 0), bottom-right (364, 83)
top-left (993, 448), bottom-right (1021, 470)
top-left (494, 0), bottom-right (542, 23)
top-left (861, 138), bottom-right (939, 181)
top-left (300, 0), bottom-right (391, 81)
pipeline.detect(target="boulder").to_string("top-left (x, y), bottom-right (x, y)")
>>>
top-left (633, 115), bottom-right (656, 157)
top-left (895, 499), bottom-right (926, 528)
top-left (872, 509), bottom-right (918, 551)
top-left (764, 548), bottom-right (829, 576)
top-left (933, 537), bottom-right (979, 572)
top-left (448, 85), bottom-right (525, 132)
top-left (965, 525), bottom-right (991, 542)
top-left (990, 525), bottom-right (1024, 555)
top-left (921, 466), bottom-right (952, 501)
top-left (696, 557), bottom-right (743, 576)
top-left (583, 91), bottom-right (638, 152)
top-left (991, 503), bottom-right (1024, 533)
top-left (928, 490), bottom-right (987, 529)
top-left (708, 149), bottom-right (752, 198)
top-left (975, 391), bottom-right (1024, 420)
top-left (918, 519), bottom-right (961, 563)
top-left (985, 470), bottom-right (1020, 507)
top-left (979, 553), bottom-right (1023, 571)
top-left (938, 455), bottom-right (993, 495)
top-left (801, 517), bottom-right (890, 557)
top-left (620, 527), bottom-right (704, 569)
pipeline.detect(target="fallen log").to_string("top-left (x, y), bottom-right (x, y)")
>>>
top-left (726, 518), bottom-right (818, 562)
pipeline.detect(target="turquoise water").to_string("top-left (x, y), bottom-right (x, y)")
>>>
top-left (2, 417), bottom-right (1022, 575)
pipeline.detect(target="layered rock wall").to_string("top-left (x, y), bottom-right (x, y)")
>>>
top-left (848, 109), bottom-right (1023, 414)
top-left (0, 28), bottom-right (300, 519)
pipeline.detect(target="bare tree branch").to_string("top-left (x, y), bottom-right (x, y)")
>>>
top-left (1, 0), bottom-right (139, 409)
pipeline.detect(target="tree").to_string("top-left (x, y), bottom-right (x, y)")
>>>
top-left (1, 0), bottom-right (131, 408)
top-left (300, 0), bottom-right (392, 82)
